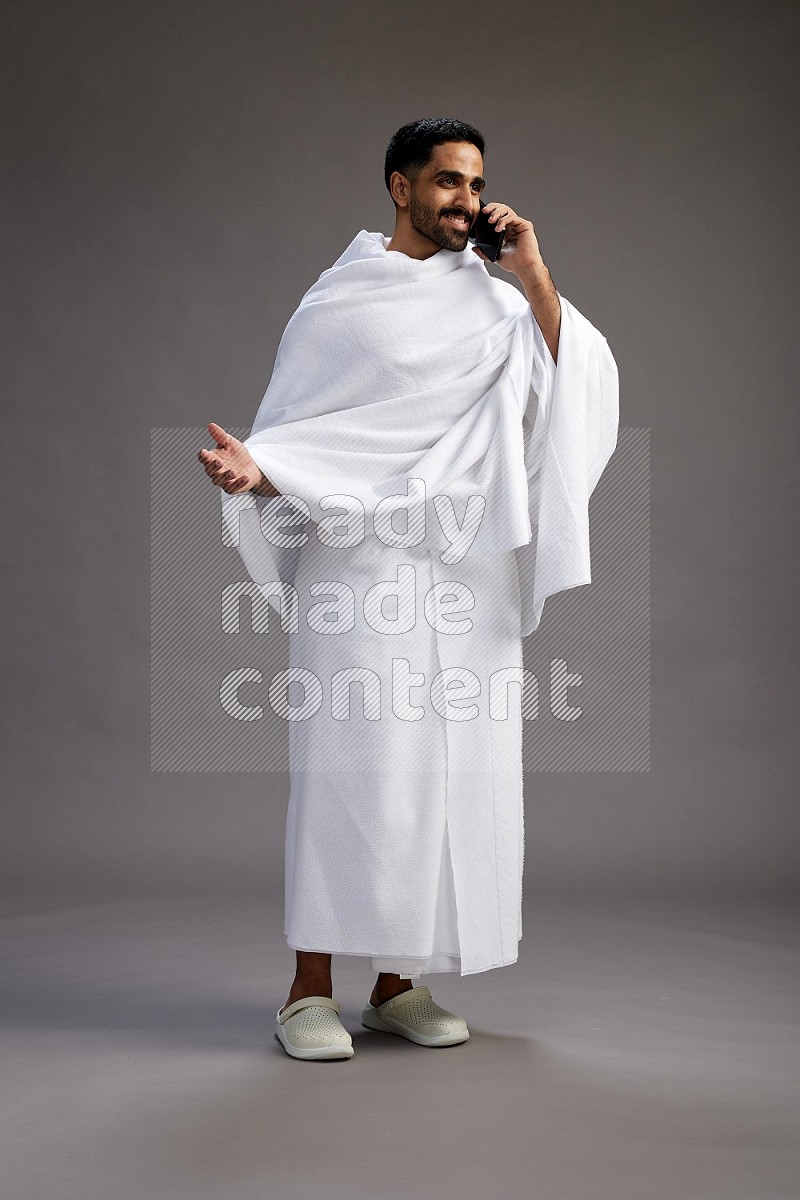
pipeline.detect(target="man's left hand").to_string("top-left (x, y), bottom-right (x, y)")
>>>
top-left (472, 201), bottom-right (545, 278)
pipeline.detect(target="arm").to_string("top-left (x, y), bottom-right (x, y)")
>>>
top-left (516, 263), bottom-right (561, 365)
top-left (472, 201), bottom-right (561, 364)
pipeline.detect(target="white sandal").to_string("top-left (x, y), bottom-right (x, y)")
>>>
top-left (275, 995), bottom-right (354, 1060)
top-left (361, 984), bottom-right (470, 1047)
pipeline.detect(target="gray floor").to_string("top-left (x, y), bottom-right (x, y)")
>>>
top-left (3, 891), bottom-right (798, 1200)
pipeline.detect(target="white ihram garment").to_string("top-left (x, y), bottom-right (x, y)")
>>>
top-left (221, 230), bottom-right (619, 976)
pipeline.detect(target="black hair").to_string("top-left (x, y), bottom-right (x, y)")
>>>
top-left (384, 117), bottom-right (485, 201)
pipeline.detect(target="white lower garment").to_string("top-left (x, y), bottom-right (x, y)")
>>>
top-left (282, 532), bottom-right (525, 977)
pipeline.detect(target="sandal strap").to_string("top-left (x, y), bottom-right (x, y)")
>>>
top-left (279, 995), bottom-right (341, 1024)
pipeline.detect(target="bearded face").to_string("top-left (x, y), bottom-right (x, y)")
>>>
top-left (407, 189), bottom-right (474, 252)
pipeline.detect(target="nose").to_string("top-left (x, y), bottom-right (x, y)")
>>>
top-left (450, 184), bottom-right (474, 215)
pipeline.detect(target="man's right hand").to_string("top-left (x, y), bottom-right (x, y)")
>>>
top-left (197, 422), bottom-right (278, 495)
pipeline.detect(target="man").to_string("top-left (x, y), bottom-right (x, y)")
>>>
top-left (198, 118), bottom-right (619, 1060)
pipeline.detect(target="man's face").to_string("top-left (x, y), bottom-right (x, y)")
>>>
top-left (406, 141), bottom-right (486, 252)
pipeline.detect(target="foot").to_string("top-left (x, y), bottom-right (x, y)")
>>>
top-left (369, 975), bottom-right (416, 1009)
top-left (275, 995), bottom-right (353, 1061)
top-left (362, 984), bottom-right (470, 1047)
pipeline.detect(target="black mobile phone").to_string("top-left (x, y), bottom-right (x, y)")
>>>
top-left (468, 203), bottom-right (506, 262)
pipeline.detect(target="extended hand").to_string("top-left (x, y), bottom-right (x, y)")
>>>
top-left (197, 422), bottom-right (263, 494)
top-left (472, 201), bottom-right (545, 278)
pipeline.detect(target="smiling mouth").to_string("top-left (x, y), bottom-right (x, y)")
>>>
top-left (442, 213), bottom-right (471, 229)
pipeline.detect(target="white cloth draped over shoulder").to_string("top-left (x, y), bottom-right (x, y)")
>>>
top-left (221, 229), bottom-right (619, 977)
top-left (225, 229), bottom-right (618, 634)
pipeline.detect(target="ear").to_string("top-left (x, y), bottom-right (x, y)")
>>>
top-left (389, 171), bottom-right (411, 210)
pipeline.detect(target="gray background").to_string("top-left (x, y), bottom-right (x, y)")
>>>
top-left (3, 0), bottom-right (796, 904)
top-left (2, 2), bottom-right (798, 1198)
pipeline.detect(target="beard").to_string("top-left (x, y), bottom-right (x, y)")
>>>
top-left (408, 192), bottom-right (473, 251)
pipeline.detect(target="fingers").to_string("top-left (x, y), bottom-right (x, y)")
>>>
top-left (213, 468), bottom-right (251, 493)
top-left (220, 474), bottom-right (250, 493)
top-left (198, 448), bottom-right (225, 481)
top-left (481, 201), bottom-right (517, 233)
top-left (482, 202), bottom-right (510, 219)
top-left (198, 448), bottom-right (222, 473)
top-left (197, 448), bottom-right (250, 492)
top-left (207, 421), bottom-right (232, 449)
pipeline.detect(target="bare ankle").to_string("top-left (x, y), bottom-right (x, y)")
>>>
top-left (284, 975), bottom-right (333, 1006)
top-left (282, 951), bottom-right (333, 1009)
top-left (370, 974), bottom-right (415, 1006)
